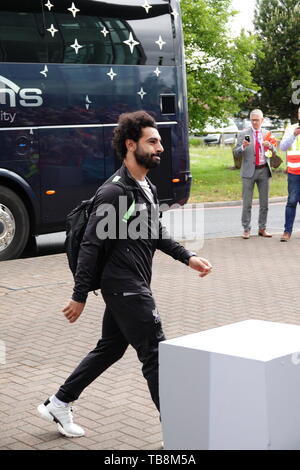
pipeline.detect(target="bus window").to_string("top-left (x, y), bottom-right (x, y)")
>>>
top-left (44, 0), bottom-right (174, 65)
top-left (0, 1), bottom-right (46, 63)
top-left (0, 0), bottom-right (175, 65)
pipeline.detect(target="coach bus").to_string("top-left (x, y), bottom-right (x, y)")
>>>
top-left (0, 0), bottom-right (191, 260)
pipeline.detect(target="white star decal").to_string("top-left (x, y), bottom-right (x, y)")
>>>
top-left (86, 95), bottom-right (92, 110)
top-left (40, 65), bottom-right (48, 78)
top-left (155, 35), bottom-right (166, 50)
top-left (107, 68), bottom-right (117, 81)
top-left (68, 2), bottom-right (80, 17)
top-left (171, 9), bottom-right (179, 20)
top-left (101, 27), bottom-right (109, 37)
top-left (154, 67), bottom-right (161, 77)
top-left (45, 1), bottom-right (54, 11)
top-left (123, 32), bottom-right (140, 54)
top-left (70, 39), bottom-right (83, 54)
top-left (137, 87), bottom-right (147, 100)
top-left (47, 24), bottom-right (58, 37)
top-left (141, 0), bottom-right (152, 14)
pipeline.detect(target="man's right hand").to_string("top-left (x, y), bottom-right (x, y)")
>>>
top-left (242, 139), bottom-right (251, 149)
top-left (294, 127), bottom-right (300, 137)
top-left (62, 300), bottom-right (86, 323)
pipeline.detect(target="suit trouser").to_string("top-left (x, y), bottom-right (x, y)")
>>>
top-left (56, 293), bottom-right (165, 412)
top-left (242, 166), bottom-right (270, 231)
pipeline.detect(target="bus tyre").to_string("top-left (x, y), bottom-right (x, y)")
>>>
top-left (0, 186), bottom-right (30, 261)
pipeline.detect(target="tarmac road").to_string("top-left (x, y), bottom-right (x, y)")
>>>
top-left (29, 198), bottom-right (298, 258)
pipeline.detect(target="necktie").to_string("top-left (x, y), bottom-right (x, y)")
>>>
top-left (255, 130), bottom-right (260, 165)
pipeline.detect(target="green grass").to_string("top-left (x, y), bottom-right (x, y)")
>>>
top-left (189, 143), bottom-right (288, 203)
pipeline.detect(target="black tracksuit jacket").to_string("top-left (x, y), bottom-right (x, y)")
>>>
top-left (72, 164), bottom-right (195, 303)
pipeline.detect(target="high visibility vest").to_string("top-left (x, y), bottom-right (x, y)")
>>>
top-left (287, 125), bottom-right (300, 174)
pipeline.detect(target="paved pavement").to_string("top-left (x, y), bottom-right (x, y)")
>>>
top-left (1, 229), bottom-right (300, 450)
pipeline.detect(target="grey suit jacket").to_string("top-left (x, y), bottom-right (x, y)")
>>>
top-left (233, 128), bottom-right (275, 178)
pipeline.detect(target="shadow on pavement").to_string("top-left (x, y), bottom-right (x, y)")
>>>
top-left (21, 232), bottom-right (66, 259)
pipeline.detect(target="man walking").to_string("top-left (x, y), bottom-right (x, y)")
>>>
top-left (37, 111), bottom-right (212, 438)
top-left (279, 107), bottom-right (300, 242)
top-left (233, 109), bottom-right (276, 239)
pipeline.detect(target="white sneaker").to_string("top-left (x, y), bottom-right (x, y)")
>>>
top-left (37, 396), bottom-right (85, 438)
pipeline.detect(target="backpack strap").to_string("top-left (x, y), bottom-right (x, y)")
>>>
top-left (111, 177), bottom-right (135, 222)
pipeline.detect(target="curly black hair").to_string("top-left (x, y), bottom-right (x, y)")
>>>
top-left (112, 110), bottom-right (157, 160)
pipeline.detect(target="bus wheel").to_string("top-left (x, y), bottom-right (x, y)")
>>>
top-left (0, 186), bottom-right (30, 261)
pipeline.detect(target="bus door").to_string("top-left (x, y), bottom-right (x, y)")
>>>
top-left (38, 126), bottom-right (105, 227)
top-left (148, 125), bottom-right (174, 205)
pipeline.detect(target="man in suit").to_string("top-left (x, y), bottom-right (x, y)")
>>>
top-left (233, 109), bottom-right (276, 239)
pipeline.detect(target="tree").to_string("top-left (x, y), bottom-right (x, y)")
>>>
top-left (253, 0), bottom-right (300, 121)
top-left (181, 0), bottom-right (259, 131)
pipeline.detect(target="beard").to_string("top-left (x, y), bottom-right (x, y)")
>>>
top-left (134, 147), bottom-right (161, 169)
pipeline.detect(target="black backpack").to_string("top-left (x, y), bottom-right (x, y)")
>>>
top-left (64, 180), bottom-right (133, 293)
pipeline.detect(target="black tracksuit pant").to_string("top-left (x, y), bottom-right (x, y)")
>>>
top-left (56, 293), bottom-right (165, 412)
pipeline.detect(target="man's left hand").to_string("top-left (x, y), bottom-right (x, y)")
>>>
top-left (188, 256), bottom-right (212, 278)
top-left (62, 299), bottom-right (86, 323)
top-left (263, 141), bottom-right (271, 149)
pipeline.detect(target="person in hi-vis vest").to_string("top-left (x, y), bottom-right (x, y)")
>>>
top-left (279, 107), bottom-right (300, 242)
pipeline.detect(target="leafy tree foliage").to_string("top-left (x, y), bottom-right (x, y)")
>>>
top-left (253, 0), bottom-right (300, 121)
top-left (181, 0), bottom-right (259, 130)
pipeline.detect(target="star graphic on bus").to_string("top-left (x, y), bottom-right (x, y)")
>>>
top-left (40, 65), bottom-right (48, 78)
top-left (155, 35), bottom-right (166, 50)
top-left (123, 32), bottom-right (140, 54)
top-left (107, 68), bottom-right (117, 81)
top-left (141, 0), bottom-right (152, 14)
top-left (85, 95), bottom-right (92, 110)
top-left (68, 2), bottom-right (80, 17)
top-left (101, 27), bottom-right (109, 37)
top-left (47, 24), bottom-right (58, 37)
top-left (154, 67), bottom-right (161, 77)
top-left (44, 1), bottom-right (53, 11)
top-left (137, 87), bottom-right (147, 100)
top-left (71, 39), bottom-right (83, 54)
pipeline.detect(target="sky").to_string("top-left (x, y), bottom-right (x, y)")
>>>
top-left (229, 0), bottom-right (256, 36)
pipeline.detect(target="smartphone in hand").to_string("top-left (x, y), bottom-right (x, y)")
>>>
top-left (245, 135), bottom-right (250, 142)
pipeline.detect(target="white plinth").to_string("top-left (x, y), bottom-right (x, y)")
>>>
top-left (159, 320), bottom-right (300, 450)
